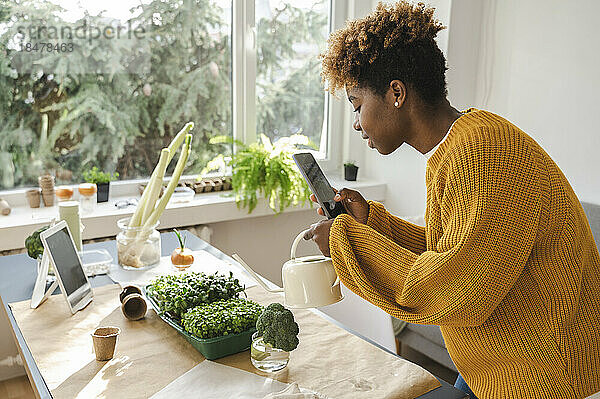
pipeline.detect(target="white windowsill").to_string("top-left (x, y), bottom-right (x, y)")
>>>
top-left (0, 176), bottom-right (386, 252)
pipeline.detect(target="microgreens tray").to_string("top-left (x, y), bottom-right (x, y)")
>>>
top-left (143, 285), bottom-right (256, 360)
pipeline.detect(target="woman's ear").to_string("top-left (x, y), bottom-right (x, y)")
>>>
top-left (389, 80), bottom-right (406, 108)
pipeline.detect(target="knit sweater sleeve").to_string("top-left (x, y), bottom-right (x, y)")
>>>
top-left (329, 135), bottom-right (543, 327)
top-left (366, 200), bottom-right (427, 255)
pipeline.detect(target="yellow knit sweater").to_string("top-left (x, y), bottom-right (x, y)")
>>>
top-left (329, 109), bottom-right (600, 398)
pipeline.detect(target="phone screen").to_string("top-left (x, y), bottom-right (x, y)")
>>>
top-left (293, 153), bottom-right (346, 218)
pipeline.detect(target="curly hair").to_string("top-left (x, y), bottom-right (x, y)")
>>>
top-left (320, 1), bottom-right (447, 105)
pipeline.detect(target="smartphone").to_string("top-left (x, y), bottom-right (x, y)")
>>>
top-left (293, 152), bottom-right (346, 219)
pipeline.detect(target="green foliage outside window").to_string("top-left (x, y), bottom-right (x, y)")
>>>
top-left (256, 1), bottom-right (329, 145)
top-left (0, 0), bottom-right (329, 190)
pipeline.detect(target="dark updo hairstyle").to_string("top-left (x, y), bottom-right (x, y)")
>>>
top-left (320, 1), bottom-right (447, 105)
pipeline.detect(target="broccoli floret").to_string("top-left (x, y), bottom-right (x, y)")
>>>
top-left (256, 302), bottom-right (299, 352)
top-left (25, 225), bottom-right (49, 259)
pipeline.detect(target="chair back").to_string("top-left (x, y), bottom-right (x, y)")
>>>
top-left (581, 201), bottom-right (600, 250)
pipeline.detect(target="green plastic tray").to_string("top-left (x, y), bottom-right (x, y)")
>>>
top-left (143, 286), bottom-right (256, 360)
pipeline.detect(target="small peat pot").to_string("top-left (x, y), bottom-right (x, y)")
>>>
top-left (91, 326), bottom-right (121, 361)
top-left (119, 286), bottom-right (147, 321)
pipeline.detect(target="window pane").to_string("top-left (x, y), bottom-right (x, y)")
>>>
top-left (255, 0), bottom-right (330, 150)
top-left (0, 0), bottom-right (232, 190)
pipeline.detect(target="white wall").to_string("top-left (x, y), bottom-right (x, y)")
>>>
top-left (445, 0), bottom-right (484, 111)
top-left (472, 0), bottom-right (600, 203)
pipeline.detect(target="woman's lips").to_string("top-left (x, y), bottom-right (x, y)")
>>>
top-left (368, 138), bottom-right (374, 148)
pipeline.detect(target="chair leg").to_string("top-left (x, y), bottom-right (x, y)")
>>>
top-left (395, 337), bottom-right (402, 356)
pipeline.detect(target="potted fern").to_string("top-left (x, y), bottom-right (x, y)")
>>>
top-left (201, 134), bottom-right (312, 213)
top-left (83, 167), bottom-right (119, 203)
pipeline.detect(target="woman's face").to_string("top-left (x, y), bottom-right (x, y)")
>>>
top-left (346, 84), bottom-right (408, 155)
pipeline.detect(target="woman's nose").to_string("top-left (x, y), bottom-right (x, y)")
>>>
top-left (353, 117), bottom-right (362, 131)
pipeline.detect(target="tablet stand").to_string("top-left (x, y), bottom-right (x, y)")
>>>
top-left (31, 251), bottom-right (59, 309)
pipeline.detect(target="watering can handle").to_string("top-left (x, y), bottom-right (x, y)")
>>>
top-left (292, 230), bottom-right (340, 289)
top-left (291, 229), bottom-right (311, 260)
top-left (232, 254), bottom-right (283, 293)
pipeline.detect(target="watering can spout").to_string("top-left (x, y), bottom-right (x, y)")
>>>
top-left (232, 254), bottom-right (284, 293)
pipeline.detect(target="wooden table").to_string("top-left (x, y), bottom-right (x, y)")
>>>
top-left (0, 231), bottom-right (466, 399)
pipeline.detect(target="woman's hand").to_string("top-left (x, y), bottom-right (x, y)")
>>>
top-left (310, 188), bottom-right (370, 224)
top-left (303, 219), bottom-right (335, 257)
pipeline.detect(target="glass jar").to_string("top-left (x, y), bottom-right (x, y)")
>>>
top-left (250, 332), bottom-right (290, 372)
top-left (55, 186), bottom-right (74, 202)
top-left (116, 217), bottom-right (161, 270)
top-left (78, 183), bottom-right (97, 213)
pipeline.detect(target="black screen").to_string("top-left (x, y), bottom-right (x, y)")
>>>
top-left (293, 153), bottom-right (345, 218)
top-left (45, 227), bottom-right (88, 297)
top-left (295, 153), bottom-right (335, 202)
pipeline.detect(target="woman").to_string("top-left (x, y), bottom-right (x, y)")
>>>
top-left (304, 2), bottom-right (600, 398)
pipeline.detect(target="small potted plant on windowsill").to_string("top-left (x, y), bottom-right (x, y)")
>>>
top-left (344, 161), bottom-right (358, 181)
top-left (83, 166), bottom-right (119, 203)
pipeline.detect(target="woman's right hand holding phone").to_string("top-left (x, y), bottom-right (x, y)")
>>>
top-left (311, 188), bottom-right (370, 224)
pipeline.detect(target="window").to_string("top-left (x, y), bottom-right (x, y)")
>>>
top-left (0, 0), bottom-right (333, 191)
top-left (255, 0), bottom-right (330, 151)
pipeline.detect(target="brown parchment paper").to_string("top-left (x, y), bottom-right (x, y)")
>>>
top-left (9, 284), bottom-right (440, 398)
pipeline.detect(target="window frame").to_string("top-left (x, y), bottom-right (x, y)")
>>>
top-left (234, 0), bottom-right (347, 172)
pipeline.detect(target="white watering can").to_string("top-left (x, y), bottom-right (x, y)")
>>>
top-left (233, 229), bottom-right (343, 308)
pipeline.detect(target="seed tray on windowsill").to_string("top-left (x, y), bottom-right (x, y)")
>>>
top-left (143, 286), bottom-right (255, 360)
